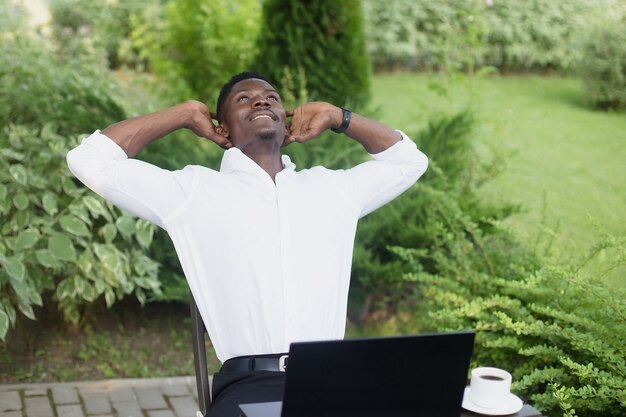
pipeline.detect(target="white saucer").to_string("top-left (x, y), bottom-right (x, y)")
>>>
top-left (462, 387), bottom-right (524, 416)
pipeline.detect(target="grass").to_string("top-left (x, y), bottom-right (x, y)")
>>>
top-left (0, 300), bottom-right (221, 383)
top-left (371, 72), bottom-right (626, 286)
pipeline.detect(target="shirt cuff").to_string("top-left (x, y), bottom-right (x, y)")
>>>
top-left (368, 130), bottom-right (417, 161)
top-left (81, 130), bottom-right (129, 160)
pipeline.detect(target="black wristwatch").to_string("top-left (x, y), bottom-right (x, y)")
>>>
top-left (331, 108), bottom-right (351, 134)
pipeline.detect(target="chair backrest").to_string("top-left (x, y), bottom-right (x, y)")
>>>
top-left (190, 292), bottom-right (211, 416)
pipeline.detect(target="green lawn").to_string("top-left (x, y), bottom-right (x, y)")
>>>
top-left (371, 73), bottom-right (626, 285)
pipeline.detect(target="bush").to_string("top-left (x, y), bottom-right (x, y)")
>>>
top-left (253, 0), bottom-right (371, 109)
top-left (128, 0), bottom-right (262, 104)
top-left (362, 0), bottom-right (607, 73)
top-left (0, 10), bottom-right (161, 339)
top-left (577, 20), bottom-right (626, 110)
top-left (349, 110), bottom-right (522, 320)
top-left (49, 0), bottom-right (153, 69)
top-left (397, 234), bottom-right (626, 416)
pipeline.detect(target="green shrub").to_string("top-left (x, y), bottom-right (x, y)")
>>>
top-left (49, 0), bottom-right (154, 69)
top-left (397, 234), bottom-right (626, 417)
top-left (128, 0), bottom-right (262, 104)
top-left (349, 111), bottom-right (523, 319)
top-left (362, 0), bottom-right (609, 73)
top-left (0, 125), bottom-right (161, 340)
top-left (253, 0), bottom-right (371, 109)
top-left (0, 13), bottom-right (161, 339)
top-left (0, 26), bottom-right (125, 134)
top-left (577, 20), bottom-right (626, 110)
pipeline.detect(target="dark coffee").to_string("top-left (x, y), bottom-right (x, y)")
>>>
top-left (480, 375), bottom-right (504, 381)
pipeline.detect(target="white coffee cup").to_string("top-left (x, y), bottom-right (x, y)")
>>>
top-left (469, 367), bottom-right (512, 409)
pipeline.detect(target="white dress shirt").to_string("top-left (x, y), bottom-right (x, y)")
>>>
top-left (66, 130), bottom-right (428, 362)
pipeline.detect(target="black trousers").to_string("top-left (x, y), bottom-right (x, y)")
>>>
top-left (206, 370), bottom-right (286, 417)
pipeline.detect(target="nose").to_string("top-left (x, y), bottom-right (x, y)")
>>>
top-left (253, 95), bottom-right (270, 108)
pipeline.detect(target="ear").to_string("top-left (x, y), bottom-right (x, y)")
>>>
top-left (215, 124), bottom-right (229, 138)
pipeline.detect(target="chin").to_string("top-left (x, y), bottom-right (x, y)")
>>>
top-left (257, 130), bottom-right (278, 141)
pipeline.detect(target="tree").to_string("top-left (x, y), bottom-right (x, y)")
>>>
top-left (252, 0), bottom-right (371, 109)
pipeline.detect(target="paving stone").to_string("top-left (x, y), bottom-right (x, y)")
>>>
top-left (147, 410), bottom-right (175, 417)
top-left (107, 387), bottom-right (135, 403)
top-left (79, 392), bottom-right (111, 415)
top-left (112, 400), bottom-right (143, 417)
top-left (24, 396), bottom-right (53, 417)
top-left (0, 411), bottom-right (22, 417)
top-left (56, 404), bottom-right (84, 417)
top-left (161, 383), bottom-right (189, 397)
top-left (52, 387), bottom-right (79, 405)
top-left (135, 388), bottom-right (167, 410)
top-left (23, 389), bottom-right (46, 397)
top-left (169, 396), bottom-right (198, 417)
top-left (0, 392), bottom-right (21, 411)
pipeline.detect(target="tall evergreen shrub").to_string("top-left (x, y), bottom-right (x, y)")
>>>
top-left (252, 0), bottom-right (371, 109)
top-left (577, 20), bottom-right (626, 110)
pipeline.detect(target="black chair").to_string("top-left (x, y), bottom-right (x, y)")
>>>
top-left (190, 293), bottom-right (212, 417)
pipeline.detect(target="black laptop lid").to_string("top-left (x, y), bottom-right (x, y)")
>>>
top-left (281, 331), bottom-right (475, 417)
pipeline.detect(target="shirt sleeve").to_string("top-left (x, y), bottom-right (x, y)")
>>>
top-left (66, 130), bottom-right (197, 229)
top-left (339, 130), bottom-right (428, 218)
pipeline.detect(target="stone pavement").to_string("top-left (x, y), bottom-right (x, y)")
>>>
top-left (0, 376), bottom-right (202, 417)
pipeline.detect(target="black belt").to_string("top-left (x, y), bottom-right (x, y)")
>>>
top-left (221, 353), bottom-right (289, 373)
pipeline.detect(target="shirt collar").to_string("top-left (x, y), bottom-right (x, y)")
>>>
top-left (219, 147), bottom-right (296, 177)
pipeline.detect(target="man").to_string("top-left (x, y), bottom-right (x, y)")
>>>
top-left (66, 71), bottom-right (428, 416)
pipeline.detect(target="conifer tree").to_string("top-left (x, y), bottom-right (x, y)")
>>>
top-left (252, 0), bottom-right (371, 109)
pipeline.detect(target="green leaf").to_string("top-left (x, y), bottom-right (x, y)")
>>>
top-left (14, 228), bottom-right (40, 251)
top-left (56, 278), bottom-right (74, 300)
top-left (0, 195), bottom-right (10, 214)
top-left (59, 215), bottom-right (91, 237)
top-left (1, 149), bottom-right (25, 161)
top-left (9, 164), bottom-right (28, 186)
top-left (0, 183), bottom-right (7, 201)
top-left (17, 299), bottom-right (35, 320)
top-left (35, 249), bottom-right (62, 268)
top-left (136, 220), bottom-right (153, 249)
top-left (0, 309), bottom-right (8, 342)
top-left (3, 257), bottom-right (26, 281)
top-left (68, 204), bottom-right (91, 226)
top-left (27, 286), bottom-right (43, 306)
top-left (73, 276), bottom-right (85, 296)
top-left (104, 289), bottom-right (116, 308)
top-left (42, 193), bottom-right (58, 216)
top-left (14, 211), bottom-right (30, 229)
top-left (83, 196), bottom-right (112, 222)
top-left (77, 250), bottom-right (93, 274)
top-left (13, 192), bottom-right (29, 211)
top-left (94, 244), bottom-right (122, 273)
top-left (48, 234), bottom-right (77, 262)
top-left (82, 282), bottom-right (97, 302)
top-left (115, 216), bottom-right (135, 239)
top-left (99, 223), bottom-right (117, 243)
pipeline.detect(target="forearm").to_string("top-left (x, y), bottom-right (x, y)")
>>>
top-left (102, 102), bottom-right (193, 157)
top-left (329, 107), bottom-right (401, 154)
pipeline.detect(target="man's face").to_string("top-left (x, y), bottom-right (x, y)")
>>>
top-left (220, 78), bottom-right (287, 149)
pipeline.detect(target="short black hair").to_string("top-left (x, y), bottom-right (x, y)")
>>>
top-left (216, 71), bottom-right (275, 122)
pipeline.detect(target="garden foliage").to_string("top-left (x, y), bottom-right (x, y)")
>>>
top-left (253, 0), bottom-right (371, 109)
top-left (396, 231), bottom-right (626, 416)
top-left (362, 0), bottom-right (611, 73)
top-left (577, 19), bottom-right (626, 110)
top-left (0, 5), bottom-right (161, 340)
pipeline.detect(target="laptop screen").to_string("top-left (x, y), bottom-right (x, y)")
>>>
top-left (280, 331), bottom-right (475, 417)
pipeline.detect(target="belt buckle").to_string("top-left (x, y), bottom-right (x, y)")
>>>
top-left (278, 355), bottom-right (288, 372)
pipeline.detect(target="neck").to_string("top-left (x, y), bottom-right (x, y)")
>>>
top-left (239, 140), bottom-right (283, 182)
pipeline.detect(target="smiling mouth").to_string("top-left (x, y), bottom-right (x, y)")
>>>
top-left (250, 114), bottom-right (273, 121)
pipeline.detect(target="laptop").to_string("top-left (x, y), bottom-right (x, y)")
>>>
top-left (239, 331), bottom-right (475, 417)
